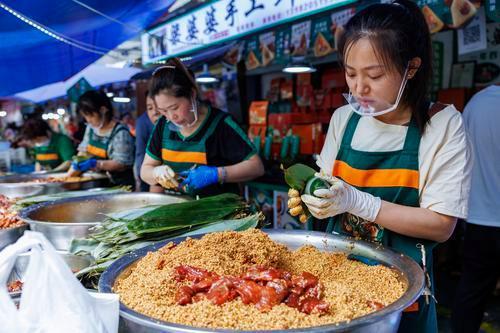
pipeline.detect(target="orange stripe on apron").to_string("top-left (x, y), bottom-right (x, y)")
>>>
top-left (36, 153), bottom-right (59, 161)
top-left (87, 144), bottom-right (107, 159)
top-left (161, 148), bottom-right (207, 165)
top-left (332, 160), bottom-right (419, 189)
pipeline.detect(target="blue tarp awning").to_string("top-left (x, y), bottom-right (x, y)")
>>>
top-left (0, 0), bottom-right (175, 98)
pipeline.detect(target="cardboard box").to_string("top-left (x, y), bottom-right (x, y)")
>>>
top-left (248, 101), bottom-right (269, 125)
top-left (291, 123), bottom-right (322, 155)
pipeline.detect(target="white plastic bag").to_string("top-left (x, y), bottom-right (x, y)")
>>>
top-left (0, 231), bottom-right (119, 333)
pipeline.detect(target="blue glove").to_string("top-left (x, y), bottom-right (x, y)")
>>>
top-left (180, 166), bottom-right (219, 190)
top-left (71, 158), bottom-right (97, 172)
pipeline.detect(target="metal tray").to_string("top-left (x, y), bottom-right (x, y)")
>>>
top-left (99, 230), bottom-right (425, 333)
top-left (0, 172), bottom-right (110, 199)
top-left (19, 192), bottom-right (189, 251)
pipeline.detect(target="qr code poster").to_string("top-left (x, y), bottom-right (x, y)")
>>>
top-left (458, 7), bottom-right (487, 55)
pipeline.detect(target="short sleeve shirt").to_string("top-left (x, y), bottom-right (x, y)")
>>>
top-left (317, 104), bottom-right (472, 219)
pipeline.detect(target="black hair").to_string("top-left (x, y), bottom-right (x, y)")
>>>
top-left (148, 57), bottom-right (199, 100)
top-left (338, 0), bottom-right (432, 133)
top-left (76, 90), bottom-right (114, 124)
top-left (21, 118), bottom-right (51, 140)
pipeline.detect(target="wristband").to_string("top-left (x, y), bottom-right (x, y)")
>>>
top-left (219, 167), bottom-right (227, 184)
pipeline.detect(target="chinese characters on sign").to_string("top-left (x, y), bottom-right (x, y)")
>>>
top-left (142, 0), bottom-right (354, 64)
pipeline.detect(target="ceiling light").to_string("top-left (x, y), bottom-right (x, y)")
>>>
top-left (106, 92), bottom-right (114, 98)
top-left (57, 108), bottom-right (65, 115)
top-left (282, 57), bottom-right (316, 74)
top-left (196, 64), bottom-right (218, 84)
top-left (113, 97), bottom-right (131, 103)
top-left (0, 111), bottom-right (7, 117)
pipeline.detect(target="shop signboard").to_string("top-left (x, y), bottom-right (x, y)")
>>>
top-left (142, 0), bottom-right (356, 64)
top-left (486, 0), bottom-right (500, 22)
top-left (330, 7), bottom-right (355, 49)
top-left (245, 35), bottom-right (261, 70)
top-left (311, 16), bottom-right (334, 57)
top-left (290, 21), bottom-right (312, 57)
top-left (67, 77), bottom-right (93, 103)
top-left (259, 32), bottom-right (276, 67)
top-left (416, 0), bottom-right (452, 26)
top-left (275, 26), bottom-right (292, 64)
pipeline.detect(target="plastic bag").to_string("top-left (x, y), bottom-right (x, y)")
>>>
top-left (0, 231), bottom-right (119, 333)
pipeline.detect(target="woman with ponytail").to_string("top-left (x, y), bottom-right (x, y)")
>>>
top-left (141, 58), bottom-right (264, 197)
top-left (293, 1), bottom-right (472, 331)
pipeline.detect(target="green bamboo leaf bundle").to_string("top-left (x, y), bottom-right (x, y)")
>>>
top-left (89, 193), bottom-right (246, 244)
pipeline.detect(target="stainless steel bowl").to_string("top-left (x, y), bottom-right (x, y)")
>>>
top-left (0, 223), bottom-right (28, 250)
top-left (8, 250), bottom-right (93, 298)
top-left (0, 184), bottom-right (44, 199)
top-left (19, 193), bottom-right (189, 251)
top-left (0, 172), bottom-right (110, 198)
top-left (99, 230), bottom-right (424, 333)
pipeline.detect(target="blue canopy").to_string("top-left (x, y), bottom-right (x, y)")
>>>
top-left (0, 0), bottom-right (174, 97)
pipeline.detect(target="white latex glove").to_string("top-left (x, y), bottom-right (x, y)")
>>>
top-left (301, 172), bottom-right (382, 221)
top-left (153, 165), bottom-right (179, 189)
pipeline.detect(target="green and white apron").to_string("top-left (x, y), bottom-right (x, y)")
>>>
top-left (33, 144), bottom-right (60, 169)
top-left (159, 109), bottom-right (233, 196)
top-left (87, 124), bottom-right (135, 188)
top-left (326, 111), bottom-right (437, 333)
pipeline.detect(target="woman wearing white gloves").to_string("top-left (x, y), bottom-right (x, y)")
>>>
top-left (141, 58), bottom-right (264, 197)
top-left (299, 1), bottom-right (472, 332)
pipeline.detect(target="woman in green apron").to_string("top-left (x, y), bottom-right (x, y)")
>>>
top-left (141, 58), bottom-right (264, 197)
top-left (70, 90), bottom-right (135, 189)
top-left (20, 118), bottom-right (75, 172)
top-left (299, 1), bottom-right (472, 332)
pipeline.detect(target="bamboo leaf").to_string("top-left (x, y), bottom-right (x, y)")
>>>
top-left (284, 163), bottom-right (316, 191)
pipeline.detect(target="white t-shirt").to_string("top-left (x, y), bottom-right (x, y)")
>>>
top-left (462, 85), bottom-right (500, 227)
top-left (317, 104), bottom-right (472, 219)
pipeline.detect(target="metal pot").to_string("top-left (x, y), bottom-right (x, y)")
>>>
top-left (0, 172), bottom-right (109, 199)
top-left (8, 250), bottom-right (94, 298)
top-left (19, 193), bottom-right (189, 251)
top-left (0, 223), bottom-right (28, 251)
top-left (99, 230), bottom-right (424, 333)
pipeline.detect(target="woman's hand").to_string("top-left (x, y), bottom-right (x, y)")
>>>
top-left (301, 173), bottom-right (381, 221)
top-left (71, 158), bottom-right (97, 172)
top-left (153, 165), bottom-right (179, 189)
top-left (180, 166), bottom-right (218, 190)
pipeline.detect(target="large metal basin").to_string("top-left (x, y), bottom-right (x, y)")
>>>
top-left (0, 223), bottom-right (28, 250)
top-left (0, 172), bottom-right (110, 199)
top-left (99, 230), bottom-right (424, 333)
top-left (19, 193), bottom-right (189, 251)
